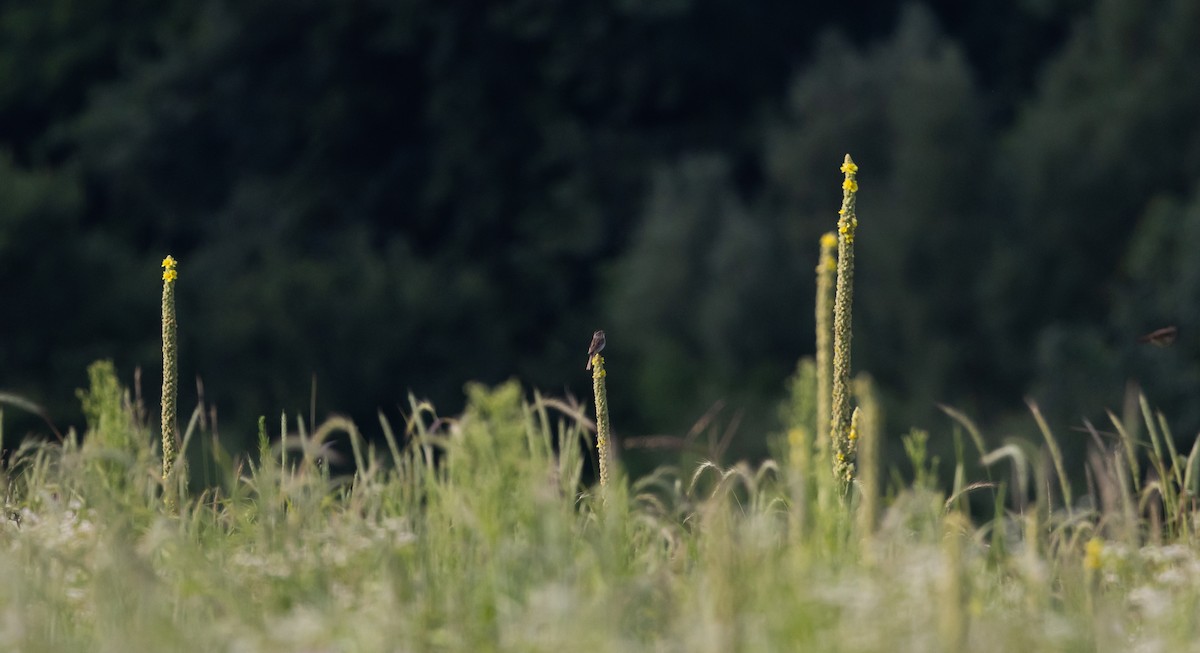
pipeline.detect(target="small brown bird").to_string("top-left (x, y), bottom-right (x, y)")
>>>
top-left (585, 330), bottom-right (606, 370)
top-left (1138, 326), bottom-right (1178, 347)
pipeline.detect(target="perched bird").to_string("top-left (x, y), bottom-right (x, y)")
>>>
top-left (1137, 325), bottom-right (1178, 347)
top-left (585, 330), bottom-right (606, 370)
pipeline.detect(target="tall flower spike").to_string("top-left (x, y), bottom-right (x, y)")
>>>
top-left (591, 353), bottom-right (613, 490)
top-left (831, 154), bottom-right (859, 489)
top-left (161, 255), bottom-right (181, 512)
top-left (815, 232), bottom-right (837, 466)
top-left (853, 374), bottom-right (882, 535)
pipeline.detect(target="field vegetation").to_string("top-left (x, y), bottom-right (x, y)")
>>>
top-left (2, 157), bottom-right (1198, 652)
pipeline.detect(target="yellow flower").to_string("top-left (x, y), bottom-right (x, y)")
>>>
top-left (842, 179), bottom-right (859, 192)
top-left (820, 232), bottom-right (838, 249)
top-left (968, 597), bottom-right (984, 617)
top-left (1083, 537), bottom-right (1103, 571)
top-left (840, 161), bottom-right (859, 174)
top-left (162, 255), bottom-right (177, 270)
top-left (839, 219), bottom-right (856, 243)
top-left (163, 269), bottom-right (178, 282)
top-left (787, 428), bottom-right (804, 446)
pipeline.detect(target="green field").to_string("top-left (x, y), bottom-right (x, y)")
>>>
top-left (2, 369), bottom-right (1198, 652)
top-left (2, 161), bottom-right (1198, 652)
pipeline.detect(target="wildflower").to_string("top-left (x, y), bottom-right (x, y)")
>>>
top-left (968, 597), bottom-right (984, 617)
top-left (162, 255), bottom-right (179, 282)
top-left (787, 428), bottom-right (805, 448)
top-left (818, 232), bottom-right (838, 272)
top-left (161, 254), bottom-right (181, 511)
top-left (1084, 537), bottom-right (1104, 571)
top-left (815, 232), bottom-right (839, 465)
top-left (590, 353), bottom-right (613, 489)
top-left (830, 154), bottom-right (859, 489)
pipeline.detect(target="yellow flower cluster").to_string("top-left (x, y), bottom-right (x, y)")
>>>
top-left (818, 231), bottom-right (838, 272)
top-left (838, 216), bottom-right (859, 243)
top-left (840, 158), bottom-right (859, 194)
top-left (162, 255), bottom-right (179, 283)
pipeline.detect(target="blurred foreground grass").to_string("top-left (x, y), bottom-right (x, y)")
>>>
top-left (0, 365), bottom-right (1198, 652)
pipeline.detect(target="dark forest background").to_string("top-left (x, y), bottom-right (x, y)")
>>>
top-left (3, 0), bottom-right (1200, 471)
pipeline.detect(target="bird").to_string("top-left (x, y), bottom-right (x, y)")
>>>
top-left (585, 330), bottom-right (606, 370)
top-left (1137, 325), bottom-right (1178, 347)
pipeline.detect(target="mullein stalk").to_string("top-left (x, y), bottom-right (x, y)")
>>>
top-left (938, 513), bottom-right (970, 653)
top-left (853, 374), bottom-right (881, 535)
top-left (161, 255), bottom-right (181, 512)
top-left (784, 360), bottom-right (817, 478)
top-left (782, 359), bottom-right (817, 542)
top-left (831, 154), bottom-right (859, 488)
top-left (591, 353), bottom-right (612, 489)
top-left (815, 232), bottom-right (837, 466)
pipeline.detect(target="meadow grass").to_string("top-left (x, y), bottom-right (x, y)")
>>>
top-left (4, 370), bottom-right (1200, 652)
top-left (1, 158), bottom-right (1199, 651)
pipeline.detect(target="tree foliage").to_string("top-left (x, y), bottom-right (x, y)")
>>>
top-left (4, 0), bottom-right (1200, 459)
